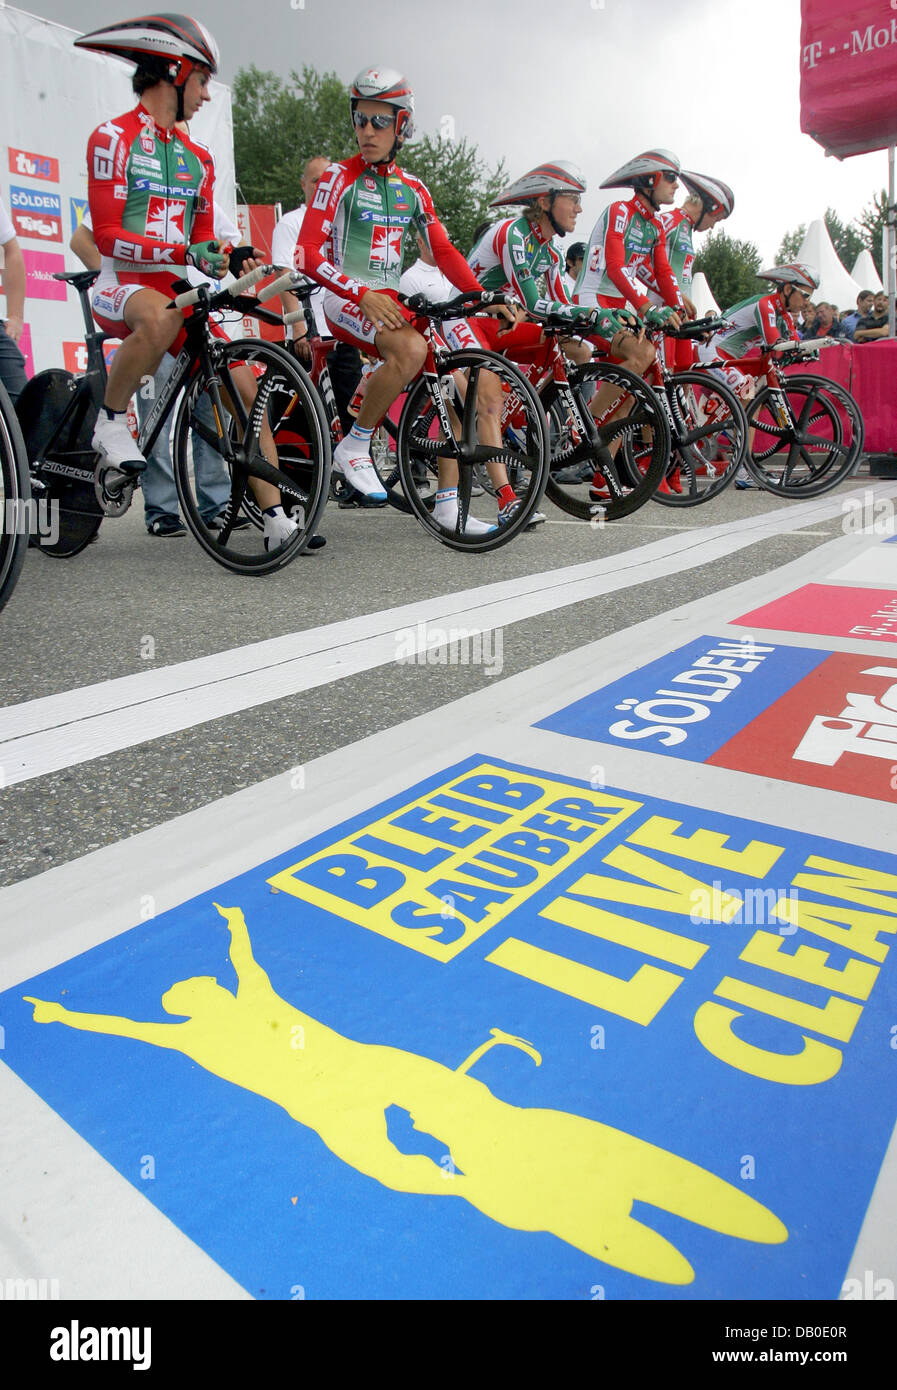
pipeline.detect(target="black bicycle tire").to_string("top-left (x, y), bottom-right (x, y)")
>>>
top-left (745, 383), bottom-right (847, 497)
top-left (0, 380), bottom-right (31, 610)
top-left (395, 349), bottom-right (550, 552)
top-left (545, 360), bottom-right (670, 522)
top-left (786, 373), bottom-right (865, 487)
top-left (172, 339), bottom-right (331, 574)
top-left (650, 369), bottom-right (749, 508)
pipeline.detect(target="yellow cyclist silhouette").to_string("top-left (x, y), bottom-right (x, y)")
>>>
top-left (25, 904), bottom-right (787, 1284)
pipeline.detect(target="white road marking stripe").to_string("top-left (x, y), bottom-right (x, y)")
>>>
top-left (0, 485), bottom-right (893, 786)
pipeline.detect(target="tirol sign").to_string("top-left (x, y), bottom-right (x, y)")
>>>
top-left (800, 0), bottom-right (897, 156)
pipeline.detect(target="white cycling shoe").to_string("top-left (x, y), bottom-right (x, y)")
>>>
top-left (91, 411), bottom-right (147, 472)
top-left (333, 438), bottom-right (387, 501)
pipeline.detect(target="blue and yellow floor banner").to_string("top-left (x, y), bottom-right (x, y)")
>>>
top-left (4, 755), bottom-right (895, 1299)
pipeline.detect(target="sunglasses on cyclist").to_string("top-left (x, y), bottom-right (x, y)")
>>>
top-left (352, 111), bottom-right (396, 130)
top-left (659, 172), bottom-right (679, 183)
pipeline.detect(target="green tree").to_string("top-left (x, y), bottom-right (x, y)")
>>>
top-left (232, 65), bottom-right (355, 207)
top-left (232, 65), bottom-right (506, 252)
top-left (694, 229), bottom-right (763, 310)
top-left (858, 190), bottom-right (889, 277)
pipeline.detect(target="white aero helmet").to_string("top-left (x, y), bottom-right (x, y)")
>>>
top-left (680, 170), bottom-right (735, 218)
top-left (599, 148), bottom-right (680, 190)
top-left (490, 161), bottom-right (587, 207)
top-left (74, 13), bottom-right (219, 82)
top-left (758, 263), bottom-right (821, 292)
top-left (350, 67), bottom-right (415, 139)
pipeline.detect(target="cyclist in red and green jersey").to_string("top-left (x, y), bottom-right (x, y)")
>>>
top-left (296, 66), bottom-right (518, 517)
top-left (698, 262), bottom-right (820, 399)
top-left (75, 14), bottom-right (299, 549)
top-left (573, 149), bottom-right (685, 375)
top-left (649, 171), bottom-right (735, 369)
top-left (463, 163), bottom-right (628, 347)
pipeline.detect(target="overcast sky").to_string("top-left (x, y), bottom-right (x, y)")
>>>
top-left (15, 0), bottom-right (892, 266)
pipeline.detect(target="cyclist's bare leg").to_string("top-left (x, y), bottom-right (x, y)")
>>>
top-left (590, 329), bottom-right (656, 459)
top-left (359, 325), bottom-right (427, 431)
top-left (105, 288), bottom-right (183, 412)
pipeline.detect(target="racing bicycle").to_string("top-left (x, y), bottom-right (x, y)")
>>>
top-left (630, 316), bottom-right (750, 507)
top-left (260, 276), bottom-right (552, 551)
top-left (14, 264), bottom-right (331, 574)
top-left (701, 335), bottom-right (864, 497)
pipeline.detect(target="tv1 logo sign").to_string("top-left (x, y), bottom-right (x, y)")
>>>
top-left (8, 147), bottom-right (60, 183)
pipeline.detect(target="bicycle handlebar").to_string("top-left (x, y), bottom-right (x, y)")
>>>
top-left (398, 289), bottom-right (514, 320)
top-left (170, 262), bottom-right (278, 311)
top-left (770, 336), bottom-right (837, 353)
top-left (256, 269), bottom-right (303, 303)
top-left (664, 315), bottom-right (730, 339)
top-left (283, 309), bottom-right (306, 325)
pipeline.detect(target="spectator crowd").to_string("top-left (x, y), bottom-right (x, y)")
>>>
top-left (799, 289), bottom-right (892, 343)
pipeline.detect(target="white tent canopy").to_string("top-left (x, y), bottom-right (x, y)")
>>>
top-left (796, 220), bottom-right (863, 311)
top-left (690, 271), bottom-right (719, 317)
top-left (850, 248), bottom-right (884, 294)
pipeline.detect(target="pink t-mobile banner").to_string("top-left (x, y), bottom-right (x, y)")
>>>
top-left (801, 0), bottom-right (897, 156)
top-left (22, 249), bottom-right (66, 302)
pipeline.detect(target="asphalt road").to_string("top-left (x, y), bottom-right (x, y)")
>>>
top-left (0, 474), bottom-right (869, 886)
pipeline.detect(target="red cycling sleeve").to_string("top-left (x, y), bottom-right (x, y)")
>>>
top-left (603, 201), bottom-right (650, 312)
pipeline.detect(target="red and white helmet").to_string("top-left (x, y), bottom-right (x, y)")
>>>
top-left (600, 148), bottom-right (681, 190)
top-left (490, 161), bottom-right (587, 208)
top-left (350, 67), bottom-right (415, 139)
top-left (74, 13), bottom-right (219, 85)
top-left (758, 263), bottom-right (821, 292)
top-left (680, 170), bottom-right (734, 218)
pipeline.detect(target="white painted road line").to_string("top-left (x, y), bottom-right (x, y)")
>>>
top-left (0, 485), bottom-right (893, 787)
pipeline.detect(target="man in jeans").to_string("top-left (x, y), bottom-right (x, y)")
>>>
top-left (0, 196), bottom-right (28, 403)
